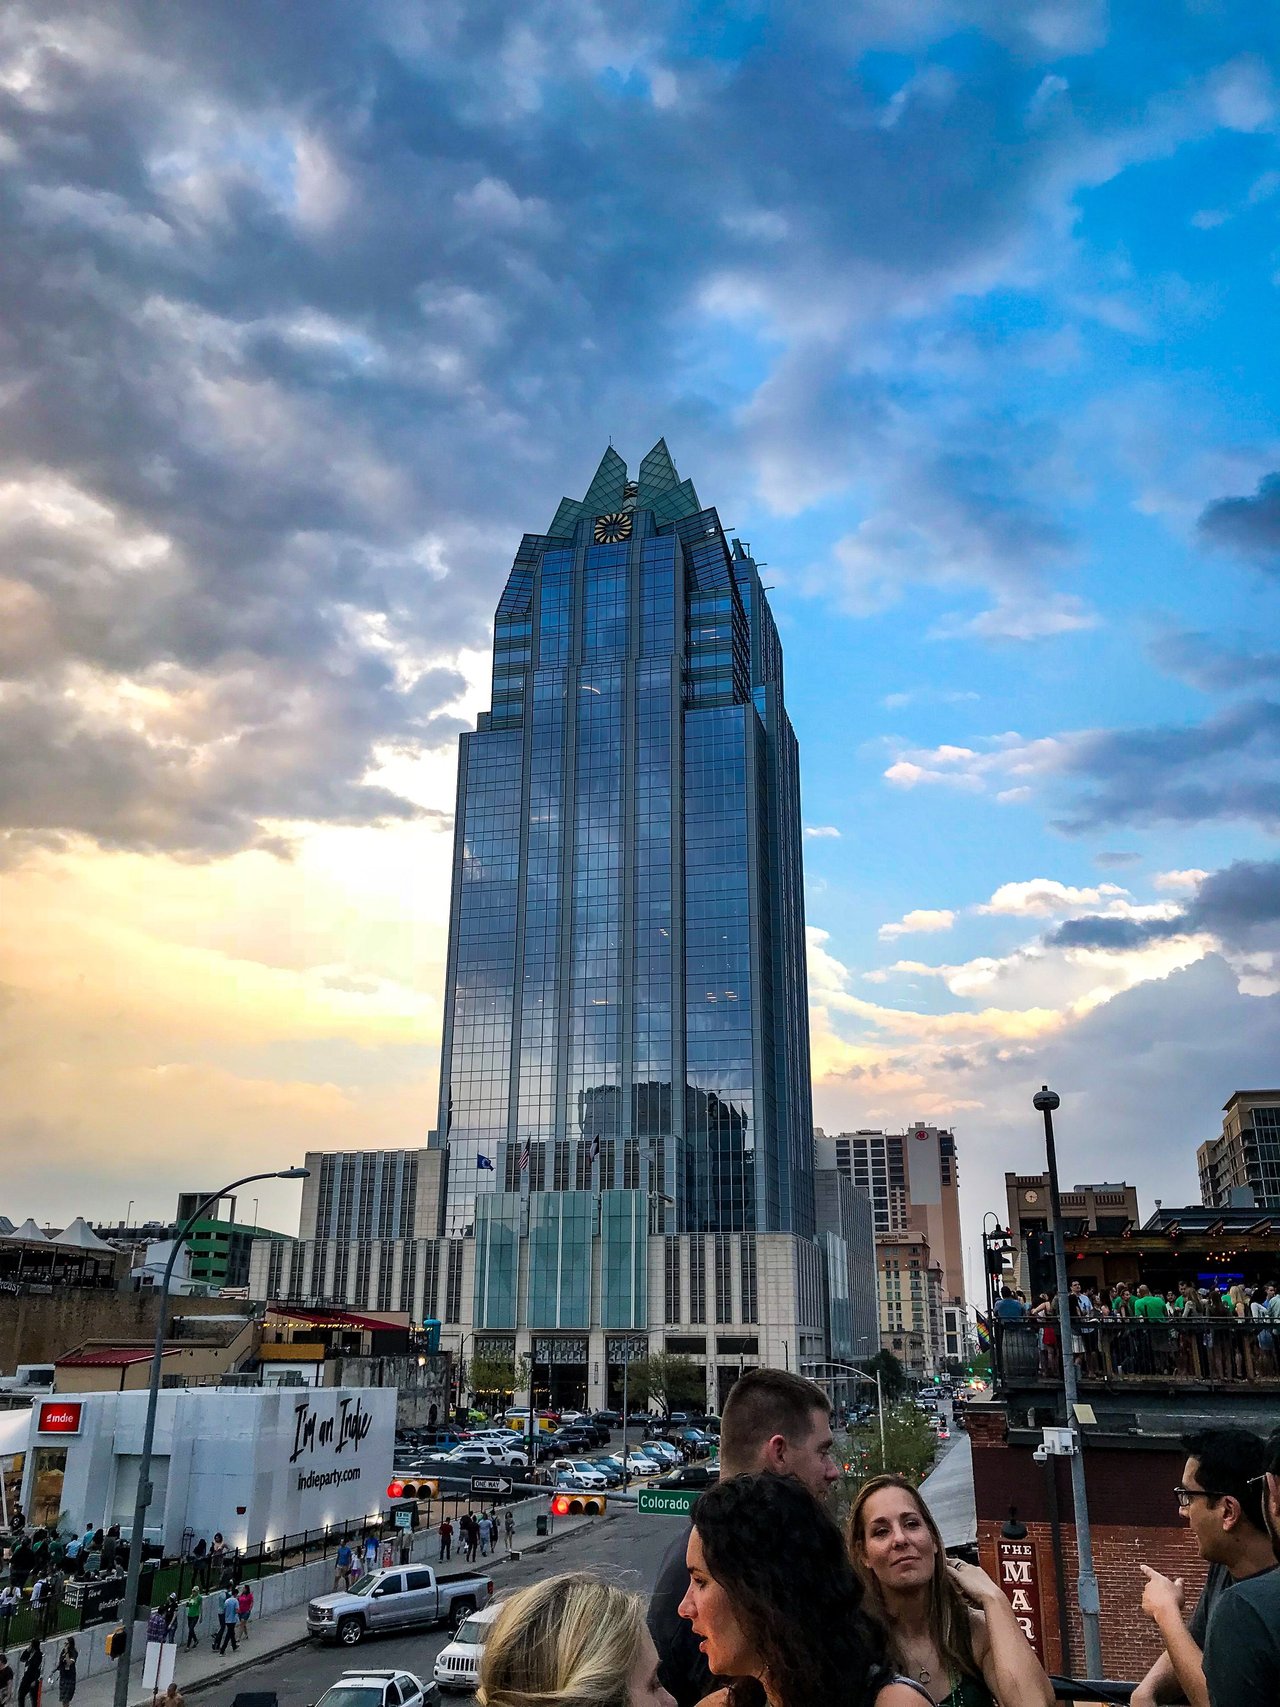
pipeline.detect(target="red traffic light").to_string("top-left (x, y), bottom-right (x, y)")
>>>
top-left (387, 1480), bottom-right (404, 1499)
top-left (551, 1492), bottom-right (605, 1516)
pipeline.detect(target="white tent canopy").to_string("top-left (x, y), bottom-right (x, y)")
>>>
top-left (55, 1217), bottom-right (116, 1253)
top-left (2, 1218), bottom-right (49, 1243)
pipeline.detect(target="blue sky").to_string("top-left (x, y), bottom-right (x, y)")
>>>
top-left (0, 0), bottom-right (1277, 1249)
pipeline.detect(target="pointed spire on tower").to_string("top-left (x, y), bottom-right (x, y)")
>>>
top-left (580, 445), bottom-right (629, 514)
top-left (638, 438), bottom-right (680, 495)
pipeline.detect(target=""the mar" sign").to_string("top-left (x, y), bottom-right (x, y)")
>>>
top-left (996, 1538), bottom-right (1046, 1661)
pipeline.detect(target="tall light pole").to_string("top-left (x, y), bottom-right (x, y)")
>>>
top-left (112, 1167), bottom-right (308, 1707)
top-left (1034, 1086), bottom-right (1102, 1679)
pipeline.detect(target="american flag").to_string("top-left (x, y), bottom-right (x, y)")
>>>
top-left (518, 1143), bottom-right (531, 1172)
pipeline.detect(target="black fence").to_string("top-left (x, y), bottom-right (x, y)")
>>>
top-left (1050, 1680), bottom-right (1134, 1704)
top-left (0, 1505), bottom-right (413, 1647)
top-left (995, 1313), bottom-right (1280, 1387)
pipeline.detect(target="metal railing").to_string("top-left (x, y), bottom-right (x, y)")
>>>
top-left (1050, 1678), bottom-right (1134, 1704)
top-left (995, 1314), bottom-right (1280, 1387)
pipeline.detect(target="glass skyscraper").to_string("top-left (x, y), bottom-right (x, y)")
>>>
top-left (434, 442), bottom-right (816, 1343)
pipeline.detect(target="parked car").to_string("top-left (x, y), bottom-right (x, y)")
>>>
top-left (307, 1565), bottom-right (493, 1646)
top-left (587, 1456), bottom-right (625, 1486)
top-left (641, 1439), bottom-right (678, 1465)
top-left (445, 1442), bottom-right (530, 1470)
top-left (590, 1410), bottom-right (622, 1428)
top-left (621, 1451), bottom-right (662, 1476)
top-left (545, 1427), bottom-right (597, 1454)
top-left (553, 1465), bottom-right (607, 1491)
top-left (627, 1409), bottom-right (655, 1426)
top-left (316, 1668), bottom-right (439, 1707)
top-left (434, 1603), bottom-right (501, 1694)
top-left (658, 1463), bottom-right (719, 1490)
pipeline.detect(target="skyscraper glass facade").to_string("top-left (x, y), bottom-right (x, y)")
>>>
top-left (436, 442), bottom-right (815, 1312)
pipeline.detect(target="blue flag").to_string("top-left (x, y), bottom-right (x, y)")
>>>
top-left (477, 1153), bottom-right (494, 1171)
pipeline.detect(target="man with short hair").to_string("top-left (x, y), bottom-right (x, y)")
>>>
top-left (1133, 1427), bottom-right (1276, 1707)
top-left (647, 1367), bottom-right (840, 1707)
top-left (1203, 1428), bottom-right (1280, 1704)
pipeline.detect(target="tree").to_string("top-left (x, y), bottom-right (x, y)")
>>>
top-left (628, 1352), bottom-right (704, 1416)
top-left (831, 1401), bottom-right (938, 1517)
top-left (858, 1348), bottom-right (908, 1401)
top-left (466, 1350), bottom-right (531, 1410)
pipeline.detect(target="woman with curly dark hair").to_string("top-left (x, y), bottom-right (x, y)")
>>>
top-left (677, 1473), bottom-right (931, 1707)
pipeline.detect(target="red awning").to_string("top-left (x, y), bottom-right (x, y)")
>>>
top-left (265, 1303), bottom-right (408, 1334)
top-left (57, 1348), bottom-right (169, 1367)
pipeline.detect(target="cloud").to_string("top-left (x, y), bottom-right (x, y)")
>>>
top-left (879, 908), bottom-right (956, 941)
top-left (1152, 630), bottom-right (1280, 691)
top-left (884, 733), bottom-right (1067, 793)
top-left (1198, 472), bottom-right (1280, 574)
top-left (804, 825), bottom-right (842, 839)
top-left (1045, 859), bottom-right (1280, 996)
top-left (1154, 867), bottom-right (1209, 891)
top-left (978, 878), bottom-right (1129, 916)
top-left (1056, 700), bottom-right (1280, 834)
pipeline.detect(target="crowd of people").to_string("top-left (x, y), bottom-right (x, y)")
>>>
top-left (472, 1368), bottom-right (1280, 1707)
top-left (993, 1277), bottom-right (1280, 1378)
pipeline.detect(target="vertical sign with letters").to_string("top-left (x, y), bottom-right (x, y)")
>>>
top-left (996, 1538), bottom-right (1045, 1661)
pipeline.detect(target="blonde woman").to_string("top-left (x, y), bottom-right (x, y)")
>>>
top-left (848, 1476), bottom-right (1053, 1707)
top-left (479, 1574), bottom-right (675, 1707)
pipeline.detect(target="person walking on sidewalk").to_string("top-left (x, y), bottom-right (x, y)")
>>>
top-left (185, 1586), bottom-right (202, 1650)
top-left (503, 1510), bottom-right (515, 1553)
top-left (236, 1584), bottom-right (253, 1640)
top-left (54, 1639), bottom-right (76, 1707)
top-left (335, 1538), bottom-right (354, 1590)
top-left (0, 1650), bottom-right (14, 1707)
top-left (438, 1518), bottom-right (453, 1562)
top-left (16, 1641), bottom-right (40, 1707)
top-left (215, 1589), bottom-right (239, 1655)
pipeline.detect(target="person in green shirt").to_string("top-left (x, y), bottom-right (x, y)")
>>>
top-left (1132, 1284), bottom-right (1170, 1374)
top-left (185, 1587), bottom-right (203, 1651)
top-left (1133, 1284), bottom-right (1168, 1321)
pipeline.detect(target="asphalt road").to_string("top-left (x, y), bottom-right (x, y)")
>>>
top-left (219, 1509), bottom-right (677, 1707)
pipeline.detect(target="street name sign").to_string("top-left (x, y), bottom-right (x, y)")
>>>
top-left (637, 1487), bottom-right (698, 1515)
top-left (471, 1474), bottom-right (515, 1496)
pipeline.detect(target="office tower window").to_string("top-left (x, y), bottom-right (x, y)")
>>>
top-left (690, 1237), bottom-right (706, 1324)
top-left (740, 1235), bottom-right (758, 1323)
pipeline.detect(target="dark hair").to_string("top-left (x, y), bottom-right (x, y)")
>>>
top-left (1266, 1430), bottom-right (1280, 1477)
top-left (1182, 1428), bottom-right (1267, 1531)
top-left (719, 1368), bottom-right (830, 1476)
top-left (691, 1473), bottom-right (886, 1707)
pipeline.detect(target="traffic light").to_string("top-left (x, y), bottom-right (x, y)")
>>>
top-left (387, 1480), bottom-right (404, 1499)
top-left (400, 1479), bottom-right (439, 1500)
top-left (106, 1628), bottom-right (126, 1661)
top-left (550, 1492), bottom-right (606, 1516)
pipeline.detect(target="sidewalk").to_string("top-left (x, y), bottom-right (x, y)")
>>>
top-left (71, 1500), bottom-right (614, 1707)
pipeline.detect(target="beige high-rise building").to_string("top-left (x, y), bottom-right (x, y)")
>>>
top-left (1198, 1091), bottom-right (1280, 1211)
top-left (815, 1125), bottom-right (966, 1305)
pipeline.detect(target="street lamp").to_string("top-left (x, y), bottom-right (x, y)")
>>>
top-left (112, 1167), bottom-right (309, 1707)
top-left (1033, 1086), bottom-right (1102, 1679)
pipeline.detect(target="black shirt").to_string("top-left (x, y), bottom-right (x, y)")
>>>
top-left (1203, 1566), bottom-right (1280, 1705)
top-left (647, 1528), bottom-right (713, 1707)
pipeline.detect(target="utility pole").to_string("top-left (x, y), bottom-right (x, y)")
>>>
top-left (1034, 1086), bottom-right (1103, 1680)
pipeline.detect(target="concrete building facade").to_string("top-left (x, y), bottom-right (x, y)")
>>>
top-left (1197, 1089), bottom-right (1280, 1210)
top-left (815, 1125), bottom-right (965, 1304)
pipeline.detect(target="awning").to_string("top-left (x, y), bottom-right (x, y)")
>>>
top-left (266, 1303), bottom-right (409, 1333)
top-left (57, 1348), bottom-right (170, 1368)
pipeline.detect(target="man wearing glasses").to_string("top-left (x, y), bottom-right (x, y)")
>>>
top-left (1133, 1428), bottom-right (1275, 1707)
top-left (1203, 1429), bottom-right (1280, 1705)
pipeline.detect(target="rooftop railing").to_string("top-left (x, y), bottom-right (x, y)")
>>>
top-left (995, 1313), bottom-right (1280, 1388)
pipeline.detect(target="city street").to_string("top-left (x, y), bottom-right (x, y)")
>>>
top-left (214, 1510), bottom-right (677, 1707)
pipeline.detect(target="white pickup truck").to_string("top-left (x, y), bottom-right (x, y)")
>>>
top-left (307, 1565), bottom-right (494, 1647)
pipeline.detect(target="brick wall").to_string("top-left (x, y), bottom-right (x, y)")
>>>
top-left (972, 1426), bottom-right (1208, 1684)
top-left (977, 1515), bottom-right (1209, 1681)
